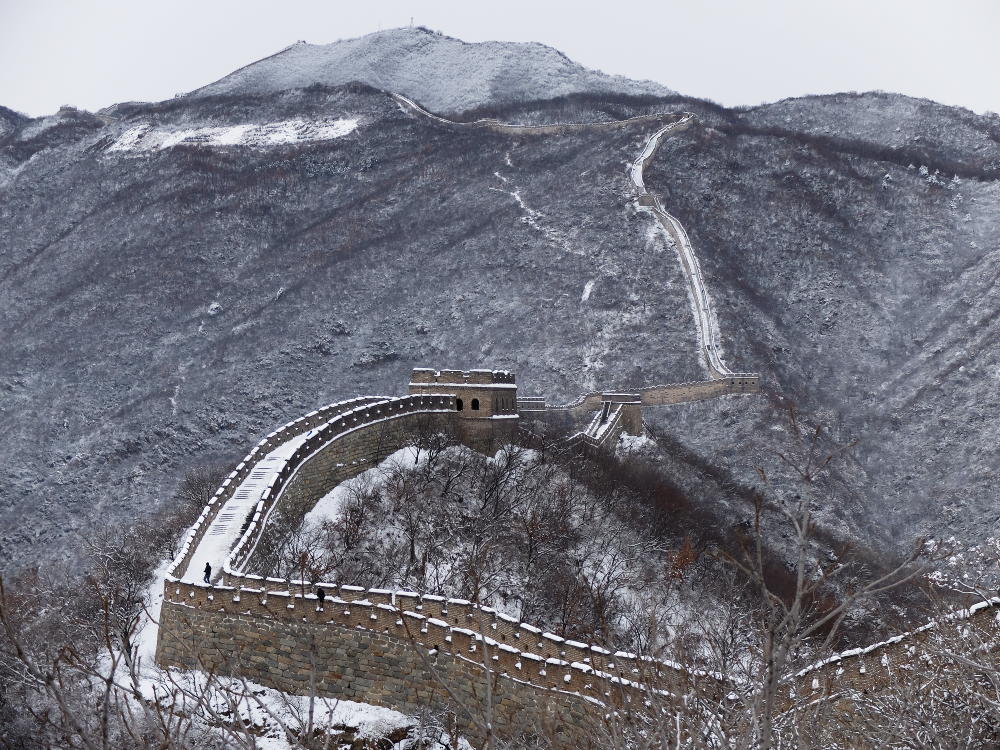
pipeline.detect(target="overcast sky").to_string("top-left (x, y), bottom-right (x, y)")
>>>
top-left (1, 0), bottom-right (997, 118)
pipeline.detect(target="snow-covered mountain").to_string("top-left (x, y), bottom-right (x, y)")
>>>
top-left (1, 30), bottom-right (999, 570)
top-left (186, 27), bottom-right (672, 113)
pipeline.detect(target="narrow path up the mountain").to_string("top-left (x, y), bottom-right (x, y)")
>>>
top-left (392, 93), bottom-right (754, 381)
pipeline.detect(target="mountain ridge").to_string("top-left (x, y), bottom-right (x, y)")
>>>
top-left (184, 27), bottom-right (673, 113)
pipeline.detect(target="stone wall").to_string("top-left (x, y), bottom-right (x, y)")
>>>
top-left (784, 597), bottom-right (1000, 709)
top-left (392, 92), bottom-right (683, 137)
top-left (156, 361), bottom-right (761, 745)
top-left (156, 376), bottom-right (992, 741)
top-left (527, 379), bottom-right (761, 420)
top-left (639, 378), bottom-right (759, 406)
top-left (159, 578), bottom-right (706, 698)
top-left (156, 598), bottom-right (613, 747)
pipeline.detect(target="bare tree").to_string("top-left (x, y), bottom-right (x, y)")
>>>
top-left (717, 404), bottom-right (933, 750)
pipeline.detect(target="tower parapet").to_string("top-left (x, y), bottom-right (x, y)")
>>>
top-left (408, 367), bottom-right (519, 450)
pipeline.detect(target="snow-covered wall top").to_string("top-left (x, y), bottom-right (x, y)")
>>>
top-left (186, 27), bottom-right (672, 114)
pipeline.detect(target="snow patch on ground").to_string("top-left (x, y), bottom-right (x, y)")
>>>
top-left (233, 688), bottom-right (418, 750)
top-left (17, 113), bottom-right (70, 140)
top-left (581, 279), bottom-right (596, 302)
top-left (491, 180), bottom-right (582, 257)
top-left (134, 558), bottom-right (170, 675)
top-left (106, 118), bottom-right (358, 153)
top-left (617, 433), bottom-right (656, 454)
top-left (304, 446), bottom-right (422, 526)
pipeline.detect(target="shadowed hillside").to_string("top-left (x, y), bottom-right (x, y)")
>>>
top-left (1, 35), bottom-right (998, 572)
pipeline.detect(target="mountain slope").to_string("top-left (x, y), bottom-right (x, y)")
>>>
top-left (641, 97), bottom-right (1000, 545)
top-left (2, 37), bottom-right (998, 568)
top-left (187, 27), bottom-right (671, 114)
top-left (0, 84), bottom-right (700, 564)
top-left (744, 92), bottom-right (1000, 172)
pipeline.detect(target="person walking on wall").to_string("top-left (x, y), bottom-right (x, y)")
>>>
top-left (316, 585), bottom-right (326, 610)
top-left (203, 562), bottom-right (212, 584)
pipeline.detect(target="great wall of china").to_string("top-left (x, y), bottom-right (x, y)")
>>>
top-left (155, 367), bottom-right (1000, 743)
top-left (392, 93), bottom-right (755, 383)
top-left (153, 96), bottom-right (999, 744)
top-left (156, 369), bottom-right (730, 745)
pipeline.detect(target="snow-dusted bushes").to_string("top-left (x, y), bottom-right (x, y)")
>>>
top-left (259, 439), bottom-right (678, 650)
top-left (0, 464), bottom-right (227, 749)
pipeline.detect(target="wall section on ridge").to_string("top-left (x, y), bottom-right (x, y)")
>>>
top-left (240, 409), bottom-right (457, 574)
top-left (156, 600), bottom-right (609, 747)
top-left (156, 378), bottom-right (738, 742)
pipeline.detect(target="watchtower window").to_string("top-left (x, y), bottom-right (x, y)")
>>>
top-left (471, 398), bottom-right (480, 411)
top-left (456, 398), bottom-right (464, 411)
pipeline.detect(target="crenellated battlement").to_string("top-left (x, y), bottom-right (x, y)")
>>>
top-left (159, 578), bottom-right (711, 700)
top-left (410, 367), bottom-right (516, 386)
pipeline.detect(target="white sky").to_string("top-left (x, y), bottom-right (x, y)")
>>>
top-left (1, 0), bottom-right (997, 118)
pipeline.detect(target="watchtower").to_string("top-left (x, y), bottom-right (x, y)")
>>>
top-left (408, 368), bottom-right (519, 451)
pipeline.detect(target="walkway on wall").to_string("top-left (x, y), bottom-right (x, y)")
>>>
top-left (160, 394), bottom-right (725, 735)
top-left (180, 430), bottom-right (313, 582)
top-left (629, 119), bottom-right (752, 379)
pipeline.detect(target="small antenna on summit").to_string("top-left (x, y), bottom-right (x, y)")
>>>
top-left (410, 16), bottom-right (414, 28)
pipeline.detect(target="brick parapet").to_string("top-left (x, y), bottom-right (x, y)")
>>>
top-left (639, 378), bottom-right (759, 405)
top-left (159, 575), bottom-right (712, 701)
top-left (155, 599), bottom-right (620, 747)
top-left (158, 578), bottom-right (1000, 728)
top-left (157, 579), bottom-right (711, 704)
